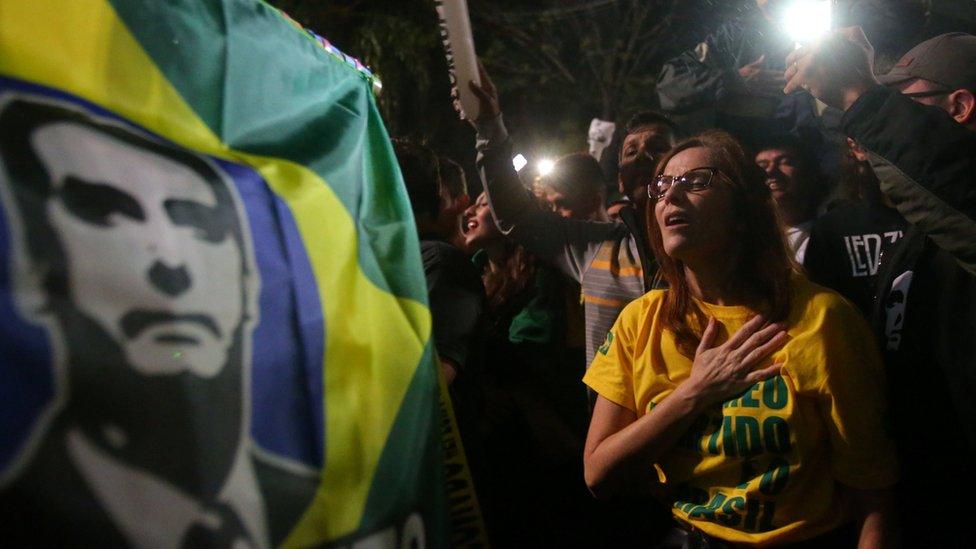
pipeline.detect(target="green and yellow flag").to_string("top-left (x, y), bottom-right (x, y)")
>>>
top-left (0, 0), bottom-right (444, 546)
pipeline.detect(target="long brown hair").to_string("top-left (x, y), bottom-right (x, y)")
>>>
top-left (483, 243), bottom-right (538, 314)
top-left (481, 193), bottom-right (546, 314)
top-left (646, 130), bottom-right (796, 357)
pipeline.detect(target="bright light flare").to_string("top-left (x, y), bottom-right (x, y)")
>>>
top-left (512, 154), bottom-right (528, 172)
top-left (537, 158), bottom-right (555, 176)
top-left (782, 0), bottom-right (832, 47)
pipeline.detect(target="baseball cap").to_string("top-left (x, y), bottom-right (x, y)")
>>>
top-left (879, 32), bottom-right (976, 91)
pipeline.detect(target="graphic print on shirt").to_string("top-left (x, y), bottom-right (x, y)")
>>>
top-left (843, 231), bottom-right (903, 277)
top-left (884, 270), bottom-right (914, 351)
top-left (670, 375), bottom-right (794, 533)
top-left (598, 331), bottom-right (614, 356)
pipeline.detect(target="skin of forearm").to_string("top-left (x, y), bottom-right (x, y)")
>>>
top-left (858, 511), bottom-right (885, 549)
top-left (852, 488), bottom-right (897, 549)
top-left (585, 382), bottom-right (709, 498)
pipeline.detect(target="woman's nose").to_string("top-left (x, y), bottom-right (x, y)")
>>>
top-left (663, 187), bottom-right (677, 203)
top-left (661, 181), bottom-right (685, 204)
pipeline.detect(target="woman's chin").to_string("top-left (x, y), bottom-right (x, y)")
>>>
top-left (463, 235), bottom-right (484, 252)
top-left (663, 239), bottom-right (694, 260)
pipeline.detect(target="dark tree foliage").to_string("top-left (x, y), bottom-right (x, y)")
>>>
top-left (467, 0), bottom-right (748, 163)
top-left (269, 0), bottom-right (453, 144)
top-left (266, 0), bottom-right (747, 180)
top-left (266, 0), bottom-right (974, 185)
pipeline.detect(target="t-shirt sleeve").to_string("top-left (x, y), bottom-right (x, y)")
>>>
top-left (815, 298), bottom-right (899, 490)
top-left (582, 302), bottom-right (639, 412)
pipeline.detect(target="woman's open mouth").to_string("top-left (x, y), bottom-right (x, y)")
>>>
top-left (665, 212), bottom-right (690, 228)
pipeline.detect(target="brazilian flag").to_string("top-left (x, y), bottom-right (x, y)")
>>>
top-left (0, 1), bottom-right (444, 547)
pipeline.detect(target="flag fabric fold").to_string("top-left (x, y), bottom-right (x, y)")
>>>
top-left (0, 1), bottom-right (444, 546)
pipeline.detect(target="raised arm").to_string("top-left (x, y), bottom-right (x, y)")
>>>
top-left (657, 22), bottom-right (784, 115)
top-left (656, 26), bottom-right (742, 115)
top-left (465, 63), bottom-right (624, 282)
top-left (784, 27), bottom-right (976, 273)
top-left (844, 87), bottom-right (976, 273)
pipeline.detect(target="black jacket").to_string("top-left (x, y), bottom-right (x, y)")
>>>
top-left (843, 85), bottom-right (976, 541)
top-left (656, 11), bottom-right (792, 114)
top-left (655, 10), bottom-right (821, 144)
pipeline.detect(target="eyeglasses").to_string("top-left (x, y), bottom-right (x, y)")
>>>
top-left (648, 167), bottom-right (723, 201)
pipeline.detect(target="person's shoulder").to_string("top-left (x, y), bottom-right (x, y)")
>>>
top-left (420, 239), bottom-right (456, 260)
top-left (578, 217), bottom-right (629, 237)
top-left (582, 221), bottom-right (633, 260)
top-left (816, 198), bottom-right (860, 219)
top-left (617, 289), bottom-right (667, 324)
top-left (809, 201), bottom-right (859, 238)
top-left (789, 271), bottom-right (862, 321)
top-left (422, 240), bottom-right (471, 269)
top-left (785, 274), bottom-right (877, 383)
top-left (815, 200), bottom-right (904, 228)
top-left (421, 240), bottom-right (482, 286)
top-left (642, 288), bottom-right (669, 305)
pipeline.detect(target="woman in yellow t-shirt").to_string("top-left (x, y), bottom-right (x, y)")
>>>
top-left (583, 131), bottom-right (898, 547)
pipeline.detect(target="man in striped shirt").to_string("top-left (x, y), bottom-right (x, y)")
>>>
top-left (468, 69), bottom-right (678, 368)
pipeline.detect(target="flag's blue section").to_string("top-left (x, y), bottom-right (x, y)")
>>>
top-left (0, 165), bottom-right (54, 472)
top-left (220, 157), bottom-right (326, 467)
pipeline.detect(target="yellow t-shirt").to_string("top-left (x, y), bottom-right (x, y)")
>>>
top-left (584, 274), bottom-right (898, 545)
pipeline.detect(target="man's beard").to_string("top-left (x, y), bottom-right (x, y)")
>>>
top-left (58, 305), bottom-right (245, 501)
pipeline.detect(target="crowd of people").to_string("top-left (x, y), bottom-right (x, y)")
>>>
top-left (395, 3), bottom-right (976, 546)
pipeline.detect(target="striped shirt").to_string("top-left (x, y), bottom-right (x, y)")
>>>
top-left (581, 237), bottom-right (648, 365)
top-left (476, 116), bottom-right (653, 366)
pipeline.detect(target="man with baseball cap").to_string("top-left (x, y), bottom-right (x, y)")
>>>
top-left (785, 30), bottom-right (976, 546)
top-left (879, 32), bottom-right (976, 127)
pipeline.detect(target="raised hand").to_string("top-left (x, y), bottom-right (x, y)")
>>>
top-left (738, 54), bottom-right (786, 94)
top-left (684, 315), bottom-right (788, 407)
top-left (783, 26), bottom-right (880, 111)
top-left (466, 59), bottom-right (500, 123)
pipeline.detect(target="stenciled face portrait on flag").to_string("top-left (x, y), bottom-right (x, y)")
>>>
top-left (0, 92), bottom-right (273, 546)
top-left (0, 1), bottom-right (449, 545)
